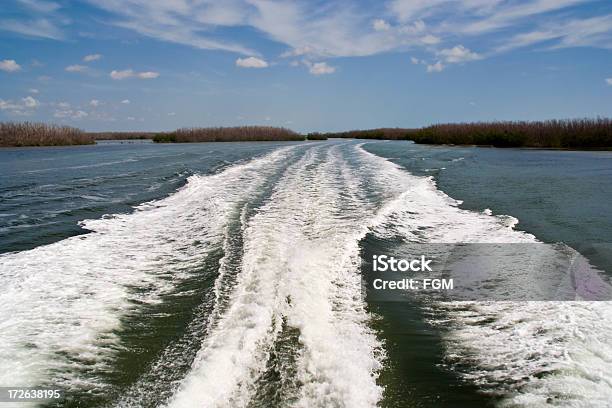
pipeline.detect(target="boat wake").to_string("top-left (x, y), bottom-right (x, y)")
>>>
top-left (0, 140), bottom-right (610, 407)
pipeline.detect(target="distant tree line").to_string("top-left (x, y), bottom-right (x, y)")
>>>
top-left (315, 119), bottom-right (612, 148)
top-left (2, 119), bottom-right (611, 149)
top-left (86, 132), bottom-right (157, 140)
top-left (305, 132), bottom-right (328, 140)
top-left (0, 122), bottom-right (94, 147)
top-left (317, 128), bottom-right (414, 140)
top-left (409, 118), bottom-right (612, 149)
top-left (152, 126), bottom-right (303, 143)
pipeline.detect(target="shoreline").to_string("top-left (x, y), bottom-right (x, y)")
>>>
top-left (2, 138), bottom-right (611, 151)
top-left (408, 141), bottom-right (612, 152)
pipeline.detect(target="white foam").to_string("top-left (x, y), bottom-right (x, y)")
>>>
top-left (0, 147), bottom-right (293, 391)
top-left (3, 140), bottom-right (611, 407)
top-left (356, 143), bottom-right (612, 407)
top-left (167, 143), bottom-right (384, 408)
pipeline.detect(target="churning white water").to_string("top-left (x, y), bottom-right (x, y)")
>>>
top-left (0, 140), bottom-right (610, 407)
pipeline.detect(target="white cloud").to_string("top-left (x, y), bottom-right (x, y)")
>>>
top-left (496, 14), bottom-right (612, 53)
top-left (83, 54), bottom-right (102, 62)
top-left (57, 101), bottom-right (70, 108)
top-left (411, 57), bottom-right (425, 65)
top-left (0, 99), bottom-right (18, 110)
top-left (29, 88), bottom-right (39, 94)
top-left (110, 69), bottom-right (133, 79)
top-left (138, 71), bottom-right (159, 78)
top-left (236, 57), bottom-right (269, 68)
top-left (83, 0), bottom-right (256, 55)
top-left (12, 0), bottom-right (608, 76)
top-left (420, 34), bottom-right (440, 45)
top-left (388, 0), bottom-right (444, 22)
top-left (65, 64), bottom-right (87, 72)
top-left (90, 99), bottom-right (100, 107)
top-left (17, 0), bottom-right (61, 13)
top-left (606, 78), bottom-right (612, 86)
top-left (0, 59), bottom-right (21, 72)
top-left (0, 99), bottom-right (21, 111)
top-left (22, 96), bottom-right (39, 108)
top-left (168, 112), bottom-right (176, 116)
top-left (54, 109), bottom-right (88, 119)
top-left (121, 99), bottom-right (130, 104)
top-left (110, 69), bottom-right (160, 80)
top-left (427, 61), bottom-right (444, 73)
top-left (0, 18), bottom-right (64, 40)
top-left (439, 45), bottom-right (481, 63)
top-left (281, 46), bottom-right (316, 58)
top-left (372, 19), bottom-right (390, 31)
top-left (308, 62), bottom-right (336, 75)
top-left (459, 0), bottom-right (587, 35)
top-left (0, 95), bottom-right (40, 114)
top-left (398, 20), bottom-right (426, 35)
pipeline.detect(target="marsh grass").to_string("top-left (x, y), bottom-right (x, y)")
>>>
top-left (3, 119), bottom-right (610, 149)
top-left (0, 122), bottom-right (94, 147)
top-left (410, 118), bottom-right (612, 148)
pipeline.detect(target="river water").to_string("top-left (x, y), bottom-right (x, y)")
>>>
top-left (0, 139), bottom-right (610, 407)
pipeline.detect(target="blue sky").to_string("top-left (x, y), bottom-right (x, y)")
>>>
top-left (0, 0), bottom-right (611, 132)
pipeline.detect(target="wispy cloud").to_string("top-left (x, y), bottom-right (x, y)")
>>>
top-left (78, 0), bottom-right (608, 74)
top-left (85, 0), bottom-right (256, 55)
top-left (427, 61), bottom-right (444, 73)
top-left (495, 14), bottom-right (612, 53)
top-left (110, 69), bottom-right (159, 80)
top-left (306, 61), bottom-right (336, 75)
top-left (606, 78), bottom-right (612, 86)
top-left (236, 57), bottom-right (268, 68)
top-left (3, 0), bottom-right (610, 78)
top-left (65, 64), bottom-right (87, 72)
top-left (16, 0), bottom-right (61, 13)
top-left (83, 54), bottom-right (102, 62)
top-left (0, 18), bottom-right (64, 40)
top-left (54, 109), bottom-right (88, 119)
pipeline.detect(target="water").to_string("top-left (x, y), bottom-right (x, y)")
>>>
top-left (0, 139), bottom-right (610, 407)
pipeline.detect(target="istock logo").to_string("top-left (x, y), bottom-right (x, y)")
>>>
top-left (372, 255), bottom-right (433, 272)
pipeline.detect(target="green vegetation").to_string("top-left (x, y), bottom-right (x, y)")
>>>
top-left (409, 119), bottom-right (612, 149)
top-left (153, 126), bottom-right (304, 143)
top-left (152, 133), bottom-right (177, 143)
top-left (87, 131), bottom-right (157, 140)
top-left (306, 132), bottom-right (328, 140)
top-left (0, 122), bottom-right (94, 147)
top-left (319, 128), bottom-right (414, 140)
